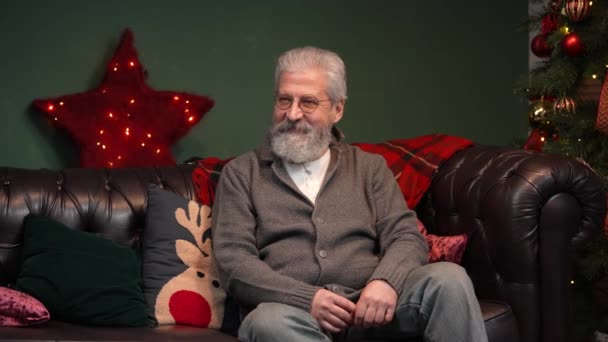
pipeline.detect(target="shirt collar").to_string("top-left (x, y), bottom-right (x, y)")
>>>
top-left (283, 148), bottom-right (331, 174)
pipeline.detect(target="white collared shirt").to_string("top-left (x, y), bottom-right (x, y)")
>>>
top-left (283, 149), bottom-right (331, 204)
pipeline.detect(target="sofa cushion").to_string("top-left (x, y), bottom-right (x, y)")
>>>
top-left (142, 185), bottom-right (234, 331)
top-left (417, 220), bottom-right (468, 264)
top-left (0, 286), bottom-right (49, 326)
top-left (14, 215), bottom-right (150, 327)
top-left (480, 300), bottom-right (519, 342)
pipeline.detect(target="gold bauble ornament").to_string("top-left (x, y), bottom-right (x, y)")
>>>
top-left (528, 98), bottom-right (553, 128)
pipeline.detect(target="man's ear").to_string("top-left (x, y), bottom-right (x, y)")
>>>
top-left (332, 99), bottom-right (345, 124)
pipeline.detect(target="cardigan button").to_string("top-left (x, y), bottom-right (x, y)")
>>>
top-left (319, 250), bottom-right (327, 258)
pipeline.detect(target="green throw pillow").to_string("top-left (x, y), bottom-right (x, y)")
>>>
top-left (15, 215), bottom-right (151, 326)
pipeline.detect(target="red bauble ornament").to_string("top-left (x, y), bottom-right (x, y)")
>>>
top-left (561, 32), bottom-right (584, 57)
top-left (565, 0), bottom-right (591, 22)
top-left (553, 96), bottom-right (576, 115)
top-left (541, 13), bottom-right (560, 35)
top-left (33, 29), bottom-right (214, 168)
top-left (531, 34), bottom-right (553, 58)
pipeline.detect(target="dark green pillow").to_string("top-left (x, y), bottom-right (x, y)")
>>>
top-left (15, 215), bottom-right (151, 327)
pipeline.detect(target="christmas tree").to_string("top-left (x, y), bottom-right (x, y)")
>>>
top-left (517, 0), bottom-right (608, 338)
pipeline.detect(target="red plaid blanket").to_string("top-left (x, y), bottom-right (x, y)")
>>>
top-left (192, 157), bottom-right (232, 206)
top-left (352, 134), bottom-right (473, 208)
top-left (193, 134), bottom-right (473, 209)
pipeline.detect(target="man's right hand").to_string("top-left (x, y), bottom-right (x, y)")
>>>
top-left (310, 289), bottom-right (356, 333)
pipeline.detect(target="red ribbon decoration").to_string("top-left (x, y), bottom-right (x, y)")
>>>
top-left (595, 71), bottom-right (608, 135)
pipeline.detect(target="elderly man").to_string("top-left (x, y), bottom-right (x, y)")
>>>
top-left (212, 46), bottom-right (487, 342)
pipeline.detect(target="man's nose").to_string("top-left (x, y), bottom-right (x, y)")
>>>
top-left (286, 100), bottom-right (304, 121)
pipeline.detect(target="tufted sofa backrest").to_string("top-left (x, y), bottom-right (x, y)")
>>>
top-left (0, 164), bottom-right (197, 284)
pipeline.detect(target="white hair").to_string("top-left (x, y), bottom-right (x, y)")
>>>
top-left (274, 46), bottom-right (347, 104)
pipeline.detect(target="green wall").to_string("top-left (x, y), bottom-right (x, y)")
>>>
top-left (0, 1), bottom-right (528, 169)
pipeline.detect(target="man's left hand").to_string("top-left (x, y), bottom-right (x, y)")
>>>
top-left (353, 280), bottom-right (397, 328)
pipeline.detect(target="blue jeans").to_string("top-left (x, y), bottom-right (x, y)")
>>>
top-left (238, 262), bottom-right (488, 342)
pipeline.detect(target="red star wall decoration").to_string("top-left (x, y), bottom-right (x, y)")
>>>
top-left (33, 28), bottom-right (214, 168)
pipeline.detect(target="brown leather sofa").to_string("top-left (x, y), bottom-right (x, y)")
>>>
top-left (0, 145), bottom-right (605, 342)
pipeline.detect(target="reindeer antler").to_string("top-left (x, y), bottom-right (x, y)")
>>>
top-left (175, 201), bottom-right (212, 255)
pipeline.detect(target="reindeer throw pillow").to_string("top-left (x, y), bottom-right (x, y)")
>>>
top-left (142, 185), bottom-right (227, 330)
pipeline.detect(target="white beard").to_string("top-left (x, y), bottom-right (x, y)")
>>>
top-left (270, 119), bottom-right (332, 164)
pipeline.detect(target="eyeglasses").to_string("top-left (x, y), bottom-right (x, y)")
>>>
top-left (274, 94), bottom-right (332, 114)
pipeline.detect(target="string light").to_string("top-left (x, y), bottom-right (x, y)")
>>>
top-left (571, 280), bottom-right (575, 285)
top-left (156, 148), bottom-right (161, 154)
top-left (108, 112), bottom-right (114, 118)
top-left (141, 143), bottom-right (146, 147)
top-left (173, 96), bottom-right (180, 101)
top-left (102, 144), bottom-right (106, 149)
top-left (48, 104), bottom-right (54, 111)
top-left (129, 61), bottom-right (135, 67)
top-left (99, 130), bottom-right (104, 135)
top-left (592, 74), bottom-right (598, 79)
top-left (125, 127), bottom-right (130, 136)
top-left (147, 133), bottom-right (152, 138)
top-left (129, 98), bottom-right (135, 104)
top-left (188, 116), bottom-right (195, 122)
top-left (59, 102), bottom-right (64, 106)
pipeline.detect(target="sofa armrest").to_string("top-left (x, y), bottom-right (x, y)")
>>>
top-left (416, 145), bottom-right (606, 342)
